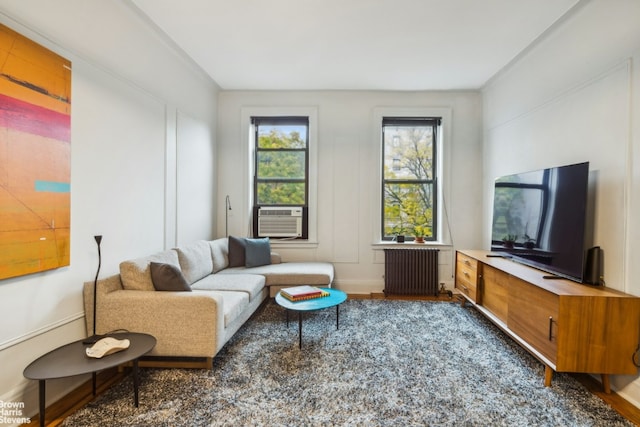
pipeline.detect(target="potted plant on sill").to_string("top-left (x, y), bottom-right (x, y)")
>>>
top-left (523, 234), bottom-right (536, 249)
top-left (413, 225), bottom-right (427, 244)
top-left (502, 234), bottom-right (517, 249)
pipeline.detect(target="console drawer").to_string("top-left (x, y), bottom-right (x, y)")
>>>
top-left (456, 252), bottom-right (479, 302)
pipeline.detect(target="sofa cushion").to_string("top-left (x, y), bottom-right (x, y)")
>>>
top-left (245, 237), bottom-right (271, 267)
top-left (175, 240), bottom-right (214, 285)
top-left (218, 262), bottom-right (334, 286)
top-left (191, 273), bottom-right (264, 301)
top-left (150, 262), bottom-right (191, 292)
top-left (270, 252), bottom-right (282, 264)
top-left (228, 236), bottom-right (246, 267)
top-left (193, 290), bottom-right (249, 328)
top-left (209, 238), bottom-right (229, 273)
top-left (120, 249), bottom-right (180, 291)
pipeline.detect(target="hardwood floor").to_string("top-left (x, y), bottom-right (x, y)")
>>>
top-left (26, 368), bottom-right (125, 427)
top-left (573, 373), bottom-right (640, 425)
top-left (26, 293), bottom-right (640, 426)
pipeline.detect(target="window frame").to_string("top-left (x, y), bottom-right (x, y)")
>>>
top-left (381, 117), bottom-right (440, 242)
top-left (240, 106), bottom-right (318, 245)
top-left (252, 116), bottom-right (310, 208)
top-left (372, 107), bottom-right (451, 246)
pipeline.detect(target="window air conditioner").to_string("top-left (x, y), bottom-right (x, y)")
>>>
top-left (257, 207), bottom-right (303, 237)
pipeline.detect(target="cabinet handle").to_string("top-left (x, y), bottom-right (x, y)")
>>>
top-left (464, 272), bottom-right (470, 278)
top-left (548, 317), bottom-right (553, 341)
top-left (464, 260), bottom-right (471, 266)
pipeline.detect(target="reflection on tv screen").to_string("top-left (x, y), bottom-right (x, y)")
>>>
top-left (490, 162), bottom-right (589, 282)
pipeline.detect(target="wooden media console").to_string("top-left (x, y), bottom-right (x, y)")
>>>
top-left (455, 249), bottom-right (640, 393)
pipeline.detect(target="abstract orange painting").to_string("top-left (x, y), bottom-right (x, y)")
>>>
top-left (0, 24), bottom-right (71, 280)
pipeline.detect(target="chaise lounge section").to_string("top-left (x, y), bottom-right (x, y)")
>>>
top-left (83, 237), bottom-right (334, 367)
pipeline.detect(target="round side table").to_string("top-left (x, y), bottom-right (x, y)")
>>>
top-left (275, 287), bottom-right (347, 349)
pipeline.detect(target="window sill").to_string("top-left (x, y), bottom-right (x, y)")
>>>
top-left (372, 241), bottom-right (452, 250)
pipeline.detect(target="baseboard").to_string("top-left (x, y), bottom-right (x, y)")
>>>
top-left (612, 374), bottom-right (640, 410)
top-left (332, 279), bottom-right (383, 294)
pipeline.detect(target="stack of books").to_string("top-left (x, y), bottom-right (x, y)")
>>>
top-left (280, 285), bottom-right (329, 302)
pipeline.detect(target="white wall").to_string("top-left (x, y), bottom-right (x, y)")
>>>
top-left (218, 90), bottom-right (483, 294)
top-left (482, 0), bottom-right (640, 406)
top-left (0, 1), bottom-right (218, 421)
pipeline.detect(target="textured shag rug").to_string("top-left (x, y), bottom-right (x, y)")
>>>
top-left (63, 299), bottom-right (632, 426)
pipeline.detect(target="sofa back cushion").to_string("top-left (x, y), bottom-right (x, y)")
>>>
top-left (245, 237), bottom-right (271, 267)
top-left (120, 249), bottom-right (180, 291)
top-left (175, 240), bottom-right (214, 285)
top-left (150, 262), bottom-right (191, 291)
top-left (228, 236), bottom-right (273, 268)
top-left (209, 238), bottom-right (229, 273)
top-left (227, 236), bottom-right (246, 267)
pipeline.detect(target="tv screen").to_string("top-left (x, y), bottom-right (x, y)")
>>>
top-left (490, 162), bottom-right (590, 283)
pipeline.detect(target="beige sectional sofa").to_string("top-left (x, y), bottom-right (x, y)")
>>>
top-left (83, 237), bottom-right (334, 367)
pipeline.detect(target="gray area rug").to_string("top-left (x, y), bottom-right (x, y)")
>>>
top-left (62, 299), bottom-right (632, 426)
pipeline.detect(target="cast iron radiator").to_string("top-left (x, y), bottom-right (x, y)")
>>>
top-left (383, 248), bottom-right (439, 296)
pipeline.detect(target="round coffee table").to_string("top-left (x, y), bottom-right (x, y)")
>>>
top-left (24, 332), bottom-right (156, 427)
top-left (275, 287), bottom-right (347, 349)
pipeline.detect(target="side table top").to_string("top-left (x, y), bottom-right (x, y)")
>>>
top-left (275, 287), bottom-right (347, 311)
top-left (24, 332), bottom-right (156, 380)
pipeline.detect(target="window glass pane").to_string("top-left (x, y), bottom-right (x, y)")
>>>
top-left (383, 182), bottom-right (434, 238)
top-left (257, 151), bottom-right (305, 179)
top-left (257, 182), bottom-right (306, 205)
top-left (258, 125), bottom-right (307, 149)
top-left (384, 126), bottom-right (433, 180)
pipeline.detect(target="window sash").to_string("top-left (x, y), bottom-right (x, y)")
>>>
top-left (253, 116), bottom-right (309, 207)
top-left (381, 117), bottom-right (438, 241)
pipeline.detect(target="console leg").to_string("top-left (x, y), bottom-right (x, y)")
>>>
top-left (601, 374), bottom-right (611, 394)
top-left (544, 365), bottom-right (553, 387)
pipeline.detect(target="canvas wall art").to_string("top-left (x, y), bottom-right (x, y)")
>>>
top-left (0, 24), bottom-right (71, 280)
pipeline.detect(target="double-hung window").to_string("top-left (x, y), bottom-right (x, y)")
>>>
top-left (252, 116), bottom-right (309, 238)
top-left (382, 117), bottom-right (440, 241)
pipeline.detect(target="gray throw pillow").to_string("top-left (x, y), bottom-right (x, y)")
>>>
top-left (150, 262), bottom-right (191, 292)
top-left (228, 236), bottom-right (246, 267)
top-left (245, 237), bottom-right (271, 267)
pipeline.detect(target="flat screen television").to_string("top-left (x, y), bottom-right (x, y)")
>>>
top-left (490, 161), bottom-right (590, 283)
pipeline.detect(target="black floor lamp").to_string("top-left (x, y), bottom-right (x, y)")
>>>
top-left (84, 235), bottom-right (102, 344)
top-left (225, 195), bottom-right (232, 237)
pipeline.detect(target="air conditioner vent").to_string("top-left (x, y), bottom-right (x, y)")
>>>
top-left (258, 207), bottom-right (303, 237)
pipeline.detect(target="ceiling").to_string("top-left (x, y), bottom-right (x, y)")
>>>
top-left (130, 0), bottom-right (580, 91)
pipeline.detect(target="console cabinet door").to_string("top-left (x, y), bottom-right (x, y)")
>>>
top-left (507, 276), bottom-right (559, 364)
top-left (481, 265), bottom-right (509, 323)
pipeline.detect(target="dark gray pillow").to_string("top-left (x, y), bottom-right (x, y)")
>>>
top-left (245, 237), bottom-right (271, 267)
top-left (150, 262), bottom-right (191, 292)
top-left (228, 236), bottom-right (246, 267)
